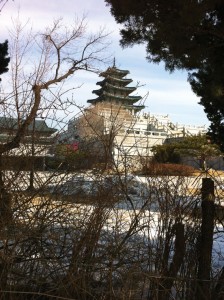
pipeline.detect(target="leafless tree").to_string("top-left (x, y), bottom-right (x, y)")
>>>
top-left (0, 0), bottom-right (10, 12)
top-left (0, 15), bottom-right (109, 207)
top-left (0, 16), bottom-right (111, 296)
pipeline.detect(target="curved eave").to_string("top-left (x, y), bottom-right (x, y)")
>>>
top-left (127, 105), bottom-right (145, 112)
top-left (88, 93), bottom-right (142, 104)
top-left (96, 77), bottom-right (133, 87)
top-left (92, 85), bottom-right (136, 96)
top-left (92, 89), bottom-right (102, 96)
top-left (86, 99), bottom-right (145, 113)
top-left (100, 67), bottom-right (129, 78)
top-left (103, 92), bottom-right (142, 101)
top-left (87, 99), bottom-right (98, 104)
top-left (104, 93), bottom-right (142, 103)
top-left (104, 82), bottom-right (136, 93)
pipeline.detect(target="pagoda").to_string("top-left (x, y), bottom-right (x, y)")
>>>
top-left (87, 61), bottom-right (145, 114)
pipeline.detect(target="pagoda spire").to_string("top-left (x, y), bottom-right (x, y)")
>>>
top-left (113, 57), bottom-right (116, 67)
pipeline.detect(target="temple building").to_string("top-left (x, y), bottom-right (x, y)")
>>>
top-left (0, 117), bottom-right (57, 170)
top-left (61, 63), bottom-right (207, 169)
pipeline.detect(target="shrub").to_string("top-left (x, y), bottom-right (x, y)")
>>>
top-left (142, 162), bottom-right (197, 176)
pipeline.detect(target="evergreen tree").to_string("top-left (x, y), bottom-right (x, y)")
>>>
top-left (189, 60), bottom-right (224, 150)
top-left (105, 0), bottom-right (224, 71)
top-left (152, 135), bottom-right (221, 169)
top-left (0, 40), bottom-right (10, 80)
top-left (105, 0), bottom-right (224, 149)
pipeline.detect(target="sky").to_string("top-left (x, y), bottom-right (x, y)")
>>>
top-left (0, 0), bottom-right (209, 127)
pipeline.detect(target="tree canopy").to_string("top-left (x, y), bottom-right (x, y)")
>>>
top-left (0, 40), bottom-right (10, 80)
top-left (105, 0), bottom-right (224, 149)
top-left (152, 135), bottom-right (221, 169)
top-left (105, 0), bottom-right (224, 71)
top-left (189, 50), bottom-right (224, 150)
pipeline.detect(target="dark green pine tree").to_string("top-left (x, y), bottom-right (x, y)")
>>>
top-left (0, 40), bottom-right (10, 80)
top-left (105, 0), bottom-right (224, 150)
top-left (189, 62), bottom-right (224, 151)
top-left (105, 0), bottom-right (224, 71)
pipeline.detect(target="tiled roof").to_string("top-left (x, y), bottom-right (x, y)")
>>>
top-left (0, 117), bottom-right (57, 133)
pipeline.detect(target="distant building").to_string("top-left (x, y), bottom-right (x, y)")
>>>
top-left (60, 64), bottom-right (207, 169)
top-left (0, 117), bottom-right (57, 170)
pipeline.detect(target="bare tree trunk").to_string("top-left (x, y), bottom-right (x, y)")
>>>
top-left (0, 155), bottom-right (12, 291)
top-left (0, 155), bottom-right (12, 225)
top-left (196, 178), bottom-right (215, 300)
top-left (158, 222), bottom-right (185, 300)
top-left (212, 267), bottom-right (224, 299)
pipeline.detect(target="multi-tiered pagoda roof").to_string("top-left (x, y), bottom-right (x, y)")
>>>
top-left (87, 65), bottom-right (145, 113)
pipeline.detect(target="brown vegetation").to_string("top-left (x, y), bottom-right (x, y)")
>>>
top-left (142, 162), bottom-right (197, 176)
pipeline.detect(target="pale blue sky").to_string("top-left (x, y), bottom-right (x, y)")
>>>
top-left (0, 0), bottom-right (209, 126)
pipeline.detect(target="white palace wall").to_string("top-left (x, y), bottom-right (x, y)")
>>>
top-left (63, 104), bottom-right (207, 169)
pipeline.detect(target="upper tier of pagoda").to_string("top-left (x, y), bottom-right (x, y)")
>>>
top-left (87, 64), bottom-right (145, 113)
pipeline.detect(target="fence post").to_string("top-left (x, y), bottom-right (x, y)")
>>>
top-left (197, 177), bottom-right (215, 300)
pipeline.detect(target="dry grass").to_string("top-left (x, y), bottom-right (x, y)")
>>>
top-left (192, 169), bottom-right (224, 177)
